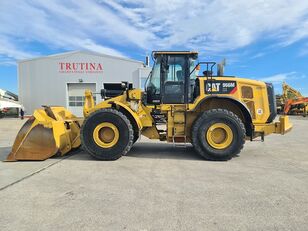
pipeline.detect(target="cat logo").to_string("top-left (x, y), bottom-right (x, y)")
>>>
top-left (207, 82), bottom-right (221, 92)
top-left (205, 80), bottom-right (237, 94)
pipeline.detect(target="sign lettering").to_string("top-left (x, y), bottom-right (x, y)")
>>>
top-left (59, 62), bottom-right (103, 73)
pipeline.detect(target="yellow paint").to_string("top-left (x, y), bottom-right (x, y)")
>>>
top-left (93, 122), bottom-right (119, 148)
top-left (128, 89), bottom-right (142, 100)
top-left (113, 101), bottom-right (144, 129)
top-left (141, 126), bottom-right (160, 139)
top-left (254, 115), bottom-right (292, 135)
top-left (188, 77), bottom-right (271, 124)
top-left (83, 89), bottom-right (95, 116)
top-left (206, 123), bottom-right (233, 149)
top-left (30, 107), bottom-right (82, 155)
top-left (8, 106), bottom-right (81, 161)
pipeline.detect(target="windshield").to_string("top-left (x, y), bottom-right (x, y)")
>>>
top-left (146, 57), bottom-right (161, 94)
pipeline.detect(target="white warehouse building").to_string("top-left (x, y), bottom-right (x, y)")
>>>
top-left (18, 51), bottom-right (151, 116)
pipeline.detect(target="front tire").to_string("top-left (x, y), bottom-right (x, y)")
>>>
top-left (81, 108), bottom-right (134, 160)
top-left (133, 133), bottom-right (139, 144)
top-left (192, 109), bottom-right (246, 161)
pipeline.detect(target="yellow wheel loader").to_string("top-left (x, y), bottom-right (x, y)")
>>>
top-left (6, 51), bottom-right (292, 161)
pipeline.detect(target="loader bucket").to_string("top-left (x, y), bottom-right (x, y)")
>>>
top-left (6, 106), bottom-right (81, 161)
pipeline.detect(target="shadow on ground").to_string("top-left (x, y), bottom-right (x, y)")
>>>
top-left (1, 142), bottom-right (204, 162)
top-left (66, 142), bottom-right (204, 161)
top-left (128, 142), bottom-right (203, 160)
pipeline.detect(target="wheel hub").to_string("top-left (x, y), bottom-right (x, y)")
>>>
top-left (93, 122), bottom-right (119, 148)
top-left (206, 123), bottom-right (233, 149)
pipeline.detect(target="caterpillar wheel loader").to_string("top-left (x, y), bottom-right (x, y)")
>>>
top-left (6, 51), bottom-right (292, 161)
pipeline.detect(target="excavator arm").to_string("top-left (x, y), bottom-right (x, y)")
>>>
top-left (282, 82), bottom-right (302, 101)
top-left (284, 97), bottom-right (308, 114)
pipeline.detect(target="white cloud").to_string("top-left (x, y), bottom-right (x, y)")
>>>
top-left (0, 0), bottom-right (127, 63)
top-left (260, 72), bottom-right (298, 83)
top-left (251, 52), bottom-right (266, 59)
top-left (0, 38), bottom-right (35, 60)
top-left (108, 0), bottom-right (308, 51)
top-left (0, 0), bottom-right (308, 65)
top-left (0, 38), bottom-right (37, 66)
top-left (259, 72), bottom-right (308, 94)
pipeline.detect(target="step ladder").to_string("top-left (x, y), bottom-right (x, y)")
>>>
top-left (171, 105), bottom-right (187, 147)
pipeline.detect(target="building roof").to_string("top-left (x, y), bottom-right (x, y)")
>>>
top-left (18, 50), bottom-right (145, 65)
top-left (0, 89), bottom-right (18, 101)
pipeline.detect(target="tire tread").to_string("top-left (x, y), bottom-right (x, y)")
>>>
top-left (191, 108), bottom-right (246, 161)
top-left (80, 108), bottom-right (134, 160)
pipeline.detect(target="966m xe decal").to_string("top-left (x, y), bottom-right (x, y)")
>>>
top-left (205, 80), bottom-right (237, 94)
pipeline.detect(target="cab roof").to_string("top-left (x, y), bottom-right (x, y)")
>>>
top-left (152, 51), bottom-right (198, 59)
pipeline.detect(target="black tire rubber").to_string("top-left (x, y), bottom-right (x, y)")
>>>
top-left (80, 108), bottom-right (134, 160)
top-left (191, 109), bottom-right (246, 161)
top-left (133, 132), bottom-right (139, 144)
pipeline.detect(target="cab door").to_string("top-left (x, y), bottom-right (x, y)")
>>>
top-left (161, 55), bottom-right (188, 104)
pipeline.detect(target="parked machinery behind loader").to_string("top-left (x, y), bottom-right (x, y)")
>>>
top-left (277, 82), bottom-right (308, 117)
top-left (6, 51), bottom-right (292, 162)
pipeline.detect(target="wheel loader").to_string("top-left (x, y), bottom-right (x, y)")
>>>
top-left (6, 51), bottom-right (292, 161)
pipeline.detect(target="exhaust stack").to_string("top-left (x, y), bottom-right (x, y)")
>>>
top-left (217, 58), bottom-right (226, 76)
top-left (145, 55), bottom-right (150, 67)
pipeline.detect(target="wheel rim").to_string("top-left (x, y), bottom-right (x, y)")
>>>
top-left (93, 122), bottom-right (119, 148)
top-left (206, 123), bottom-right (233, 149)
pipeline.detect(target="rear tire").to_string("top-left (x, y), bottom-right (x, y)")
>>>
top-left (81, 108), bottom-right (134, 160)
top-left (191, 109), bottom-right (246, 161)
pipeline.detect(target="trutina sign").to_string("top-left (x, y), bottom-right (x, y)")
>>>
top-left (59, 62), bottom-right (103, 74)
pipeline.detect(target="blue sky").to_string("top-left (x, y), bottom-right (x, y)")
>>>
top-left (0, 0), bottom-right (308, 95)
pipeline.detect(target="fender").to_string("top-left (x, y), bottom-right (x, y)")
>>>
top-left (111, 101), bottom-right (143, 130)
top-left (193, 95), bottom-right (253, 132)
top-left (83, 91), bottom-right (143, 129)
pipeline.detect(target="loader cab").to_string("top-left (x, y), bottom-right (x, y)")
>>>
top-left (145, 51), bottom-right (199, 105)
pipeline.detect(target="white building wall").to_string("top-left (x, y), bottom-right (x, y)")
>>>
top-left (18, 51), bottom-right (151, 116)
